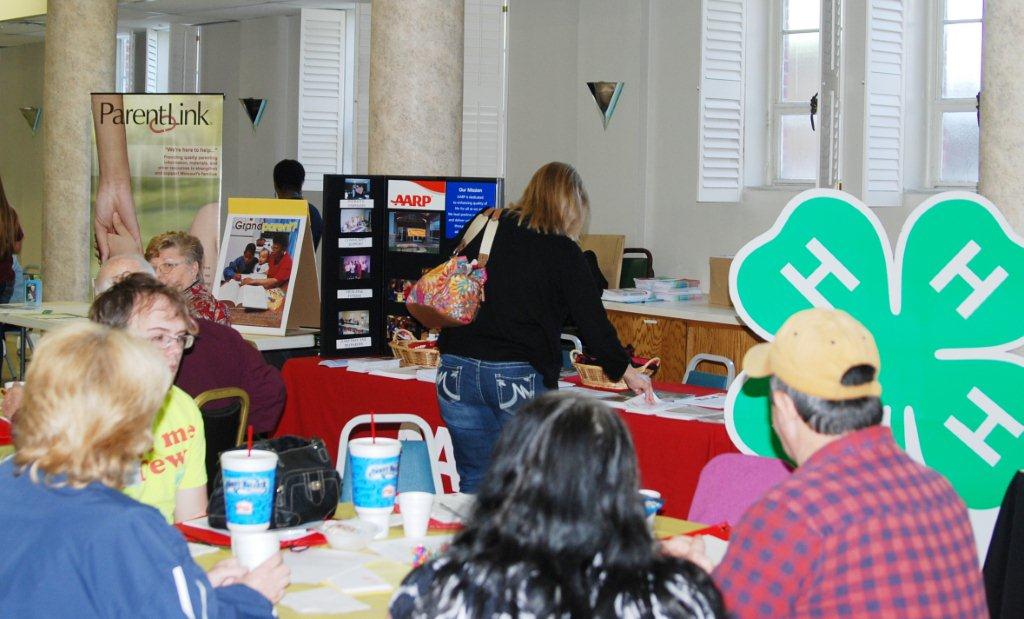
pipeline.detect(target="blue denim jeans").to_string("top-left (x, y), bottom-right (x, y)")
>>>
top-left (436, 354), bottom-right (548, 493)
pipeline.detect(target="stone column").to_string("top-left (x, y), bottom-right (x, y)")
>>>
top-left (369, 0), bottom-right (464, 175)
top-left (979, 0), bottom-right (1024, 232)
top-left (42, 0), bottom-right (117, 301)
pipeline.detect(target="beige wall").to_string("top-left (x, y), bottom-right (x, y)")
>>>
top-left (506, 0), bottom-right (929, 287)
top-left (0, 42), bottom-right (45, 272)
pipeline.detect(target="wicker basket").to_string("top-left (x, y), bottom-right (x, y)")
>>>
top-left (389, 330), bottom-right (441, 368)
top-left (570, 350), bottom-right (659, 390)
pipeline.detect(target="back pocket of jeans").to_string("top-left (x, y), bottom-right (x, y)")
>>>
top-left (495, 372), bottom-right (536, 411)
top-left (436, 364), bottom-right (462, 403)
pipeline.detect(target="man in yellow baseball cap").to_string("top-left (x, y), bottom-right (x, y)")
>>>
top-left (665, 308), bottom-right (985, 618)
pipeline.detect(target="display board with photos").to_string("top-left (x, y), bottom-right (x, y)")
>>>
top-left (321, 174), bottom-right (503, 357)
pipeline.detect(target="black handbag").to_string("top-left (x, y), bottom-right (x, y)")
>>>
top-left (208, 436), bottom-right (341, 530)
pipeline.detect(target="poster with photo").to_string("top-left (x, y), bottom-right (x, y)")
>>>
top-left (340, 208), bottom-right (372, 233)
top-left (340, 254), bottom-right (372, 280)
top-left (388, 211), bottom-right (441, 254)
top-left (213, 206), bottom-right (305, 333)
top-left (342, 178), bottom-right (374, 201)
top-left (386, 278), bottom-right (416, 303)
top-left (339, 310), bottom-right (371, 336)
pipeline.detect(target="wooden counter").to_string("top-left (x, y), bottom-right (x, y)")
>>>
top-left (603, 299), bottom-right (762, 382)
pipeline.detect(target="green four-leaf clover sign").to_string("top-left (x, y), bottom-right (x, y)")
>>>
top-left (725, 189), bottom-right (1024, 510)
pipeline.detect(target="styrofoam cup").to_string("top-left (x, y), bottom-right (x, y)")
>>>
top-left (231, 531), bottom-right (279, 569)
top-left (398, 491), bottom-right (434, 538)
top-left (220, 449), bottom-right (278, 531)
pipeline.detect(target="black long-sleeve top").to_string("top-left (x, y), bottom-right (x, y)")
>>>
top-left (438, 212), bottom-right (630, 388)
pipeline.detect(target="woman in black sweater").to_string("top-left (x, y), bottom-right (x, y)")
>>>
top-left (437, 162), bottom-right (655, 492)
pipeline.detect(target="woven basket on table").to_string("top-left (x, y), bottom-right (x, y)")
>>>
top-left (569, 349), bottom-right (659, 391)
top-left (389, 330), bottom-right (440, 368)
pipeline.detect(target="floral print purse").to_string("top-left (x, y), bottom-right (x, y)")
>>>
top-left (407, 208), bottom-right (501, 329)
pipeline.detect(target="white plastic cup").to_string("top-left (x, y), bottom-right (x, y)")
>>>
top-left (231, 531), bottom-right (279, 570)
top-left (220, 449), bottom-right (278, 531)
top-left (398, 491), bottom-right (434, 538)
top-left (349, 437), bottom-right (401, 540)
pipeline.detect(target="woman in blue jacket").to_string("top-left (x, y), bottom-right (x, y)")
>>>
top-left (0, 322), bottom-right (289, 617)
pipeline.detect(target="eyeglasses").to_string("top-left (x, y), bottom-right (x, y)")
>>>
top-left (149, 333), bottom-right (195, 350)
top-left (155, 261), bottom-right (184, 274)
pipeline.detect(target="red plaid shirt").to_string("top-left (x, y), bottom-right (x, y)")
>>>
top-left (185, 282), bottom-right (230, 326)
top-left (713, 426), bottom-right (986, 618)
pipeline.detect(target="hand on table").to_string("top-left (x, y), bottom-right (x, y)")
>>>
top-left (94, 179), bottom-right (141, 262)
top-left (622, 365), bottom-right (655, 403)
top-left (241, 552), bottom-right (290, 604)
top-left (207, 557), bottom-right (248, 587)
top-left (661, 534), bottom-right (714, 574)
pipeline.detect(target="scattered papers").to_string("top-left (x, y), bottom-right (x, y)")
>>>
top-left (347, 358), bottom-right (401, 373)
top-left (561, 386), bottom-right (620, 399)
top-left (602, 288), bottom-right (652, 303)
top-left (318, 359), bottom-right (351, 368)
top-left (368, 534), bottom-right (453, 565)
top-left (282, 548), bottom-right (375, 584)
top-left (327, 565), bottom-right (392, 595)
top-left (280, 588), bottom-right (369, 615)
top-left (688, 393), bottom-right (727, 410)
top-left (655, 405), bottom-right (726, 423)
top-left (369, 366), bottom-right (420, 380)
top-left (416, 367), bottom-right (438, 383)
top-left (620, 392), bottom-right (690, 415)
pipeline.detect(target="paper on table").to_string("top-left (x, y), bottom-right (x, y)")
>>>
top-left (282, 548), bottom-right (375, 584)
top-left (280, 588), bottom-right (370, 614)
top-left (327, 565), bottom-right (393, 595)
top-left (689, 393), bottom-right (727, 410)
top-left (557, 380), bottom-right (574, 389)
top-left (416, 367), bottom-right (438, 382)
top-left (318, 359), bottom-right (350, 368)
top-left (563, 386), bottom-right (620, 399)
top-left (367, 534), bottom-right (453, 565)
top-left (187, 543), bottom-right (219, 558)
top-left (431, 493), bottom-right (475, 525)
top-left (369, 366), bottom-right (420, 380)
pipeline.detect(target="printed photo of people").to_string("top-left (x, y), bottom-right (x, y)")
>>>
top-left (340, 254), bottom-right (371, 280)
top-left (340, 208), bottom-right (372, 233)
top-left (343, 178), bottom-right (373, 200)
top-left (388, 211), bottom-right (441, 254)
top-left (338, 310), bottom-right (371, 336)
top-left (386, 313), bottom-right (424, 340)
top-left (387, 278), bottom-right (416, 303)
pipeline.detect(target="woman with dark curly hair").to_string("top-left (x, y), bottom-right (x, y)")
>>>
top-left (389, 392), bottom-right (724, 618)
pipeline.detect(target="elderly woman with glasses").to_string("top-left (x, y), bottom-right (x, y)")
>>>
top-left (146, 231), bottom-right (231, 325)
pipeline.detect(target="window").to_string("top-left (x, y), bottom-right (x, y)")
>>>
top-left (115, 34), bottom-right (133, 93)
top-left (930, 0), bottom-right (981, 186)
top-left (772, 0), bottom-right (820, 183)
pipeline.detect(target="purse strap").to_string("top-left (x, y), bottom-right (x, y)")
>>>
top-left (454, 208), bottom-right (502, 267)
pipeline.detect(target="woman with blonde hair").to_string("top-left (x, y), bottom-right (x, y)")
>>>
top-left (435, 162), bottom-right (654, 492)
top-left (0, 322), bottom-right (288, 616)
top-left (146, 230), bottom-right (230, 325)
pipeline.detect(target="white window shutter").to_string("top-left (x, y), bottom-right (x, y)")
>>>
top-left (354, 4), bottom-right (371, 174)
top-left (862, 0), bottom-right (905, 207)
top-left (698, 0), bottom-right (745, 203)
top-left (462, 0), bottom-right (506, 178)
top-left (819, 0), bottom-right (843, 188)
top-left (145, 29), bottom-right (159, 93)
top-left (298, 8), bottom-right (347, 192)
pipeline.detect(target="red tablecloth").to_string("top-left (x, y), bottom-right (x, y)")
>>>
top-left (275, 357), bottom-right (739, 518)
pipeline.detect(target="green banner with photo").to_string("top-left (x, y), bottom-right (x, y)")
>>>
top-left (91, 93), bottom-right (223, 283)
